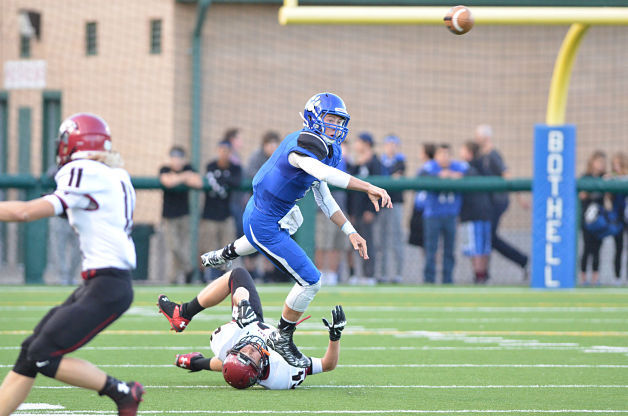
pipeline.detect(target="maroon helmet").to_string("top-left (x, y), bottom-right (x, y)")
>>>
top-left (56, 113), bottom-right (111, 167)
top-left (222, 335), bottom-right (269, 389)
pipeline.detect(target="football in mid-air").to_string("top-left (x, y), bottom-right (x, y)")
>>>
top-left (444, 5), bottom-right (474, 35)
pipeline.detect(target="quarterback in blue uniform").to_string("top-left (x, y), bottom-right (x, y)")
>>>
top-left (194, 92), bottom-right (392, 367)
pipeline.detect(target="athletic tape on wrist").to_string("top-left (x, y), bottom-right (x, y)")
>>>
top-left (341, 221), bottom-right (357, 236)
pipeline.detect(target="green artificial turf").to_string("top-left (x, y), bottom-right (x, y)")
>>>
top-left (1, 284), bottom-right (627, 416)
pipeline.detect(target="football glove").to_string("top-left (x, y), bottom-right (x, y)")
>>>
top-left (322, 305), bottom-right (346, 341)
top-left (235, 299), bottom-right (259, 328)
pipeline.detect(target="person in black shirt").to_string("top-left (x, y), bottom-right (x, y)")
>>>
top-left (225, 128), bottom-right (246, 239)
top-left (200, 140), bottom-right (243, 281)
top-left (408, 143), bottom-right (436, 251)
top-left (474, 124), bottom-right (529, 279)
top-left (459, 141), bottom-right (492, 283)
top-left (347, 132), bottom-right (382, 284)
top-left (159, 146), bottom-right (202, 284)
top-left (579, 150), bottom-right (607, 286)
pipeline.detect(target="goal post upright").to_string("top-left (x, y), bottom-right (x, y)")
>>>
top-left (531, 23), bottom-right (589, 289)
top-left (546, 23), bottom-right (590, 126)
top-left (279, 2), bottom-right (627, 288)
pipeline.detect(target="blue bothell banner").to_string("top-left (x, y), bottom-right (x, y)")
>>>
top-left (532, 124), bottom-right (576, 289)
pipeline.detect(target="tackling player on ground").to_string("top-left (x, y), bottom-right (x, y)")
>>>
top-left (158, 267), bottom-right (345, 389)
top-left (0, 114), bottom-right (144, 416)
top-left (199, 92), bottom-right (391, 368)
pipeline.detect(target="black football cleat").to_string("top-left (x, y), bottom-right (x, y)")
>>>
top-left (268, 326), bottom-right (311, 368)
top-left (117, 381), bottom-right (144, 416)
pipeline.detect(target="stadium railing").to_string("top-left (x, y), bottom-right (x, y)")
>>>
top-left (1, 173), bottom-right (627, 284)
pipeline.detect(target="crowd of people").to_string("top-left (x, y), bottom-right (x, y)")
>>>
top-left (42, 123), bottom-right (627, 287)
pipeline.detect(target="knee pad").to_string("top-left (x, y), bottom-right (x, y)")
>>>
top-left (12, 345), bottom-right (37, 378)
top-left (229, 268), bottom-right (256, 300)
top-left (26, 342), bottom-right (62, 378)
top-left (229, 267), bottom-right (255, 291)
top-left (285, 281), bottom-right (321, 313)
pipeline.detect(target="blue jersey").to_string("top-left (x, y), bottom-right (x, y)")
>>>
top-left (252, 129), bottom-right (342, 220)
top-left (420, 159), bottom-right (468, 218)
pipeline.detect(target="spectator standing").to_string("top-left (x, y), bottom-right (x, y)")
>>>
top-left (459, 141), bottom-right (492, 284)
top-left (377, 135), bottom-right (406, 283)
top-left (245, 131), bottom-right (280, 180)
top-left (609, 152), bottom-right (628, 284)
top-left (474, 124), bottom-right (529, 279)
top-left (224, 128), bottom-right (246, 238)
top-left (44, 165), bottom-right (81, 285)
top-left (420, 144), bottom-right (467, 284)
top-left (347, 132), bottom-right (382, 284)
top-left (159, 146), bottom-right (202, 284)
top-left (244, 131), bottom-right (281, 282)
top-left (408, 143), bottom-right (436, 251)
top-left (579, 150), bottom-right (607, 286)
top-left (200, 140), bottom-right (243, 281)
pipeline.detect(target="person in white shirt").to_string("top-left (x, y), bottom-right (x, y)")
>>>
top-left (0, 113), bottom-right (144, 416)
top-left (158, 267), bottom-right (345, 389)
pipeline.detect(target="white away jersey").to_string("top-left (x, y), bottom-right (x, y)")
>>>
top-left (44, 159), bottom-right (136, 271)
top-left (210, 321), bottom-right (321, 390)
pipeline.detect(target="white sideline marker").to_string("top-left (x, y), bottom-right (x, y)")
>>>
top-left (17, 403), bottom-right (65, 410)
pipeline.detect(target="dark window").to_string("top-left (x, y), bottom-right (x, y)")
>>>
top-left (0, 93), bottom-right (7, 175)
top-left (18, 107), bottom-right (32, 175)
top-left (150, 19), bottom-right (162, 54)
top-left (42, 92), bottom-right (62, 173)
top-left (20, 35), bottom-right (31, 58)
top-left (0, 92), bottom-right (6, 263)
top-left (86, 22), bottom-right (97, 56)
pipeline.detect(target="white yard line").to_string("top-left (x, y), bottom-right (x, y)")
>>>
top-left (3, 305), bottom-right (628, 313)
top-left (338, 364), bottom-right (628, 368)
top-left (5, 316), bottom-right (628, 324)
top-left (305, 384), bottom-right (628, 389)
top-left (3, 329), bottom-right (627, 336)
top-left (3, 284), bottom-right (628, 294)
top-left (0, 345), bottom-right (585, 351)
top-left (28, 384), bottom-right (628, 389)
top-left (4, 363), bottom-right (628, 368)
top-left (10, 409), bottom-right (628, 415)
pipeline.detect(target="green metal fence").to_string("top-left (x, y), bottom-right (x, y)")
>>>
top-left (1, 173), bottom-right (627, 283)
